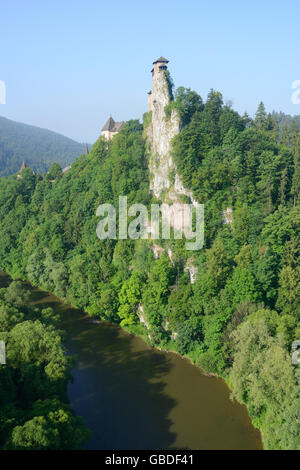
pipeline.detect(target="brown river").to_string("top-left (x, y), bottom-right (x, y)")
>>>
top-left (0, 271), bottom-right (262, 450)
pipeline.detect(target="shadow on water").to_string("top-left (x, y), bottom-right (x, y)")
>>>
top-left (27, 284), bottom-right (177, 450)
top-left (0, 272), bottom-right (263, 450)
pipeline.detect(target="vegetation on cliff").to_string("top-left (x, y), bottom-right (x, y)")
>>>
top-left (0, 93), bottom-right (299, 449)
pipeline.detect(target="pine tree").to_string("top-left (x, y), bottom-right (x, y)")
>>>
top-left (255, 102), bottom-right (268, 130)
top-left (280, 122), bottom-right (290, 147)
top-left (290, 121), bottom-right (298, 154)
top-left (279, 167), bottom-right (288, 206)
top-left (242, 112), bottom-right (252, 129)
top-left (270, 113), bottom-right (279, 142)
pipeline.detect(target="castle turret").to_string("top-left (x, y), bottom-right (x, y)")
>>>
top-left (19, 161), bottom-right (26, 171)
top-left (152, 56), bottom-right (169, 75)
top-left (101, 116), bottom-right (125, 140)
top-left (17, 161), bottom-right (27, 179)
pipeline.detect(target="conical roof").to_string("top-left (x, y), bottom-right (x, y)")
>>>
top-left (153, 56), bottom-right (169, 64)
top-left (102, 117), bottom-right (115, 132)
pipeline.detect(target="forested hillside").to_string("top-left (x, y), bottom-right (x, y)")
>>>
top-left (0, 278), bottom-right (90, 449)
top-left (0, 116), bottom-right (87, 176)
top-left (0, 93), bottom-right (299, 449)
top-left (272, 111), bottom-right (300, 131)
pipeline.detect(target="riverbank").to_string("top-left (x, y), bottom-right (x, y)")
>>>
top-left (121, 324), bottom-right (265, 448)
top-left (0, 269), bottom-right (263, 450)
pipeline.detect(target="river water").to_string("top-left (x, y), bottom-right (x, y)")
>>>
top-left (0, 271), bottom-right (262, 450)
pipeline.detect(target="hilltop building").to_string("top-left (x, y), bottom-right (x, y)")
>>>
top-left (148, 57), bottom-right (169, 112)
top-left (101, 117), bottom-right (125, 140)
top-left (19, 161), bottom-right (26, 171)
top-left (145, 56), bottom-right (181, 198)
top-left (151, 56), bottom-right (169, 75)
top-left (17, 161), bottom-right (27, 178)
top-left (17, 161), bottom-right (36, 178)
top-left (145, 55), bottom-right (196, 203)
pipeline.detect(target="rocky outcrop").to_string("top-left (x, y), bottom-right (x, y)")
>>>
top-left (184, 259), bottom-right (198, 284)
top-left (141, 60), bottom-right (200, 336)
top-left (137, 304), bottom-right (150, 330)
top-left (167, 247), bottom-right (174, 265)
top-left (173, 174), bottom-right (197, 207)
top-left (221, 207), bottom-right (233, 225)
top-left (151, 243), bottom-right (164, 259)
top-left (148, 69), bottom-right (180, 198)
top-left (146, 64), bottom-right (195, 209)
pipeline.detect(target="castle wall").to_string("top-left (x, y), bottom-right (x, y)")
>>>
top-left (153, 63), bottom-right (161, 74)
top-left (102, 130), bottom-right (111, 140)
top-left (102, 130), bottom-right (120, 141)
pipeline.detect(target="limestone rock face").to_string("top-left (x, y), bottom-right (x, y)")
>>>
top-left (173, 173), bottom-right (197, 207)
top-left (138, 304), bottom-right (150, 330)
top-left (151, 243), bottom-right (164, 259)
top-left (147, 67), bottom-right (194, 208)
top-left (184, 259), bottom-right (198, 284)
top-left (221, 207), bottom-right (233, 225)
top-left (144, 61), bottom-right (200, 288)
top-left (148, 69), bottom-right (180, 198)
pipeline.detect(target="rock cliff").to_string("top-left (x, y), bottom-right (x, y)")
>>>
top-left (146, 61), bottom-right (195, 206)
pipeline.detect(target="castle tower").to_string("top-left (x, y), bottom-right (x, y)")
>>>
top-left (101, 116), bottom-right (125, 140)
top-left (152, 56), bottom-right (169, 76)
top-left (17, 161), bottom-right (27, 179)
top-left (20, 161), bottom-right (26, 171)
top-left (145, 55), bottom-right (196, 239)
top-left (150, 56), bottom-right (172, 114)
top-left (146, 56), bottom-right (181, 198)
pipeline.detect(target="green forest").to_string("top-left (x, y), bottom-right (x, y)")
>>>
top-left (0, 89), bottom-right (299, 450)
top-left (0, 116), bottom-right (87, 177)
top-left (0, 278), bottom-right (90, 449)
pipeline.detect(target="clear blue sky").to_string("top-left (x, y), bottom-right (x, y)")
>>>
top-left (1, 0), bottom-right (300, 143)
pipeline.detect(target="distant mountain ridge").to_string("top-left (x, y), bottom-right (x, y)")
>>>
top-left (0, 116), bottom-right (89, 176)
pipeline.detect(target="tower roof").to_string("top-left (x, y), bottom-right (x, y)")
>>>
top-left (102, 117), bottom-right (115, 132)
top-left (102, 117), bottom-right (126, 134)
top-left (153, 56), bottom-right (169, 64)
top-left (113, 121), bottom-right (125, 132)
top-left (19, 161), bottom-right (26, 171)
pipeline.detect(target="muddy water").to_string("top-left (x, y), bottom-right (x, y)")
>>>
top-left (0, 271), bottom-right (262, 450)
